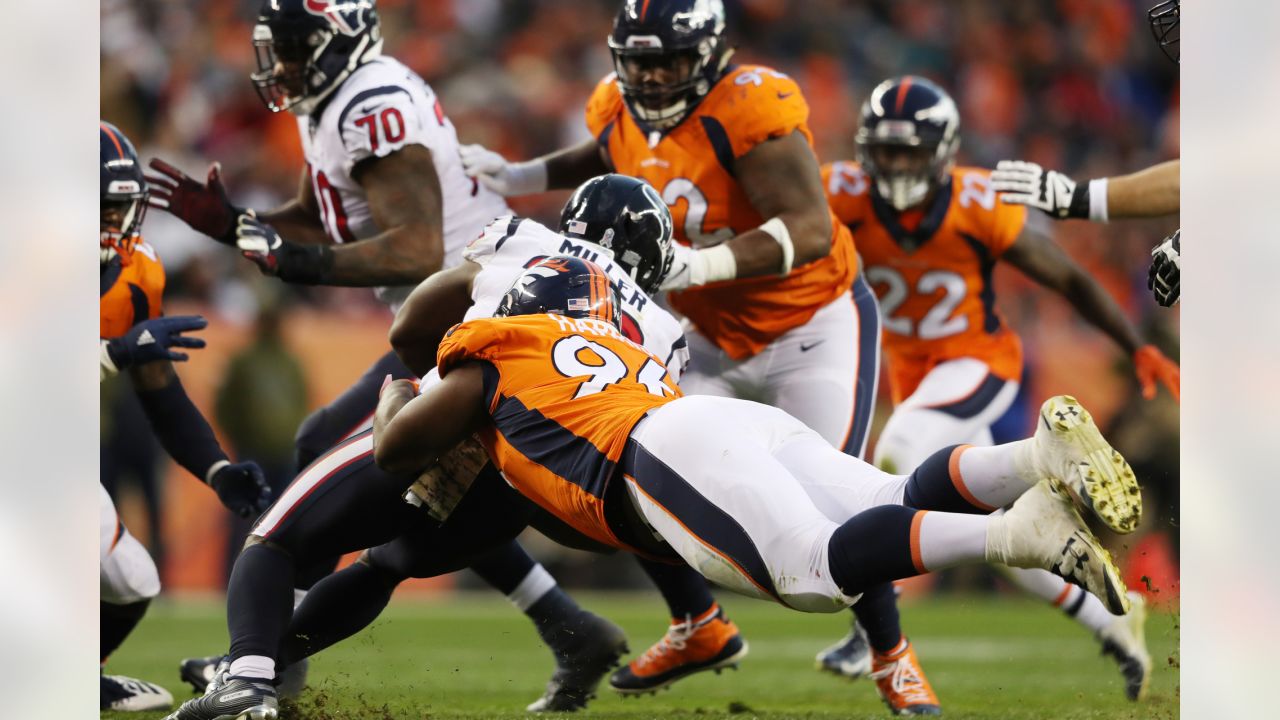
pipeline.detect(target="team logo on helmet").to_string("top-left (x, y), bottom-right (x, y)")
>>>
top-left (303, 0), bottom-right (373, 35)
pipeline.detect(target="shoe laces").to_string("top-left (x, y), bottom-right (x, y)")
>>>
top-left (870, 654), bottom-right (934, 705)
top-left (636, 613), bottom-right (707, 668)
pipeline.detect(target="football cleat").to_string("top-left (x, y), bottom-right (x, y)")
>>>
top-left (1098, 592), bottom-right (1152, 701)
top-left (526, 610), bottom-right (630, 712)
top-left (814, 621), bottom-right (872, 679)
top-left (180, 654), bottom-right (308, 700)
top-left (869, 639), bottom-right (941, 716)
top-left (610, 604), bottom-right (748, 695)
top-left (991, 479), bottom-right (1131, 615)
top-left (164, 675), bottom-right (278, 720)
top-left (1031, 395), bottom-right (1142, 534)
top-left (101, 673), bottom-right (175, 712)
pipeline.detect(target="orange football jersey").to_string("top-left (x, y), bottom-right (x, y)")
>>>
top-left (437, 313), bottom-right (681, 549)
top-left (585, 66), bottom-right (858, 360)
top-left (822, 161), bottom-right (1027, 403)
top-left (100, 241), bottom-right (166, 339)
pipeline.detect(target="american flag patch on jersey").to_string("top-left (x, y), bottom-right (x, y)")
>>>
top-left (568, 297), bottom-right (590, 311)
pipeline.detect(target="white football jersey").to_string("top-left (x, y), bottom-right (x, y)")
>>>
top-left (297, 56), bottom-right (509, 306)
top-left (463, 216), bottom-right (689, 382)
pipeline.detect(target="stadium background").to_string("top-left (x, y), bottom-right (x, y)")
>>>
top-left (99, 0), bottom-right (1180, 605)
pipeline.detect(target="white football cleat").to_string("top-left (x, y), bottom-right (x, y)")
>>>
top-left (1031, 395), bottom-right (1142, 534)
top-left (1098, 591), bottom-right (1152, 701)
top-left (989, 479), bottom-right (1130, 615)
top-left (101, 673), bottom-right (175, 712)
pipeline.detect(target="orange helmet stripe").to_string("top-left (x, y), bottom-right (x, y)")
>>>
top-left (894, 77), bottom-right (914, 114)
top-left (100, 122), bottom-right (125, 160)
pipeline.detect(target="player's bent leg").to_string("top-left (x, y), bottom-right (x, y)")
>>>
top-left (610, 559), bottom-right (747, 695)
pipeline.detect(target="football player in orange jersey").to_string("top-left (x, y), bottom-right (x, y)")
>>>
top-left (99, 122), bottom-right (272, 713)
top-left (457, 0), bottom-right (925, 707)
top-left (374, 258), bottom-right (1140, 717)
top-left (821, 76), bottom-right (1180, 701)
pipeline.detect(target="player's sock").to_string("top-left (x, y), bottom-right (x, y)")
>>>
top-left (828, 507), bottom-right (991, 594)
top-left (280, 560), bottom-right (403, 666)
top-left (1002, 566), bottom-right (1120, 633)
top-left (228, 655), bottom-right (275, 681)
top-left (637, 556), bottom-right (716, 619)
top-left (903, 444), bottom-right (1027, 513)
top-left (850, 583), bottom-right (903, 653)
top-left (227, 543), bottom-right (296, 673)
top-left (100, 599), bottom-right (150, 661)
top-left (471, 542), bottom-right (583, 632)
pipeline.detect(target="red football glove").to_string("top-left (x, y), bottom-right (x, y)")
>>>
top-left (1132, 345), bottom-right (1180, 402)
top-left (146, 159), bottom-right (245, 244)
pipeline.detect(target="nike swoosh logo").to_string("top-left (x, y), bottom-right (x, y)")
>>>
top-left (777, 92), bottom-right (794, 99)
top-left (800, 340), bottom-right (824, 352)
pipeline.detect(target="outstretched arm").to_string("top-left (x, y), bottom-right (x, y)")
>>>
top-left (388, 261), bottom-right (481, 376)
top-left (992, 159), bottom-right (1179, 222)
top-left (460, 138), bottom-right (613, 196)
top-left (1002, 222), bottom-right (1180, 400)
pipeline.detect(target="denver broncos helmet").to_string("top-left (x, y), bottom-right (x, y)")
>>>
top-left (1148, 0), bottom-right (1179, 63)
top-left (560, 175), bottom-right (675, 295)
top-left (855, 76), bottom-right (960, 211)
top-left (100, 121), bottom-right (148, 265)
top-left (496, 256), bottom-right (622, 330)
top-left (251, 0), bottom-right (383, 114)
top-left (608, 0), bottom-right (732, 131)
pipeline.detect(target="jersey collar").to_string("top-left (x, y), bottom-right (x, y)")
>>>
top-left (870, 178), bottom-right (953, 253)
top-left (100, 255), bottom-right (123, 298)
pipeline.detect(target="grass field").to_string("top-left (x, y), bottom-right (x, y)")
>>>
top-left (103, 592), bottom-right (1178, 720)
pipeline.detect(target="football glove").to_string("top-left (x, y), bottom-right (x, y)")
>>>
top-left (208, 461), bottom-right (273, 518)
top-left (146, 159), bottom-right (246, 244)
top-left (105, 315), bottom-right (208, 370)
top-left (991, 160), bottom-right (1090, 219)
top-left (1147, 229), bottom-right (1180, 307)
top-left (236, 213), bottom-right (334, 284)
top-left (1132, 345), bottom-right (1180, 402)
top-left (457, 144), bottom-right (547, 196)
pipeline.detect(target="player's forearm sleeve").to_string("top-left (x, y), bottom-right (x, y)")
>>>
top-left (135, 376), bottom-right (229, 482)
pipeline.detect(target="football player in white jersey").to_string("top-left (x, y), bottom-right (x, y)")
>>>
top-left (165, 175), bottom-right (683, 720)
top-left (145, 1), bottom-right (620, 708)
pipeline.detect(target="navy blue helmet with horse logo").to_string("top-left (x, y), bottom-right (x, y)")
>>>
top-left (251, 0), bottom-right (383, 114)
top-left (855, 76), bottom-right (960, 211)
top-left (100, 121), bottom-right (148, 264)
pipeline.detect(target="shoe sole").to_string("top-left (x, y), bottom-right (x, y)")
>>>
top-left (1051, 492), bottom-right (1131, 616)
top-left (1041, 396), bottom-right (1142, 534)
top-left (1101, 594), bottom-right (1151, 702)
top-left (612, 640), bottom-right (750, 695)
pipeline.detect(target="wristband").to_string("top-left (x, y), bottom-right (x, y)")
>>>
top-left (693, 244), bottom-right (737, 285)
top-left (278, 243), bottom-right (336, 285)
top-left (205, 459), bottom-right (230, 485)
top-left (1088, 178), bottom-right (1109, 223)
top-left (758, 217), bottom-right (796, 275)
top-left (506, 160), bottom-right (549, 195)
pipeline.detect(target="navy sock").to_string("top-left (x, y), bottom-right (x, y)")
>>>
top-left (638, 557), bottom-right (716, 620)
top-left (101, 599), bottom-right (150, 661)
top-left (902, 444), bottom-right (988, 514)
top-left (227, 543), bottom-right (296, 662)
top-left (827, 505), bottom-right (923, 597)
top-left (851, 583), bottom-right (903, 653)
top-left (280, 560), bottom-right (402, 667)
top-left (528, 586), bottom-right (584, 635)
top-left (470, 541), bottom-right (538, 595)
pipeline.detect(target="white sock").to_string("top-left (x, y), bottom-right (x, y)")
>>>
top-left (1071, 589), bottom-right (1123, 632)
top-left (293, 588), bottom-right (308, 610)
top-left (507, 563), bottom-right (556, 612)
top-left (228, 654), bottom-right (275, 681)
top-left (956, 442), bottom-right (1035, 508)
top-left (916, 511), bottom-right (990, 571)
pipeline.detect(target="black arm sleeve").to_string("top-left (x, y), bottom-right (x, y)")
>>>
top-left (134, 375), bottom-right (228, 482)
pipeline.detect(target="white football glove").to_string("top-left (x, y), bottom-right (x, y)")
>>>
top-left (1147, 229), bottom-right (1180, 307)
top-left (457, 144), bottom-right (548, 197)
top-left (658, 243), bottom-right (737, 291)
top-left (991, 160), bottom-right (1090, 220)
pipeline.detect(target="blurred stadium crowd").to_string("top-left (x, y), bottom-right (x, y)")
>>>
top-left (100, 0), bottom-right (1180, 595)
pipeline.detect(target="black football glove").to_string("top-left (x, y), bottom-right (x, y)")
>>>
top-left (146, 159), bottom-right (246, 244)
top-left (1147, 229), bottom-right (1180, 307)
top-left (105, 315), bottom-right (208, 370)
top-left (209, 461), bottom-right (273, 518)
top-left (236, 214), bottom-right (334, 285)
